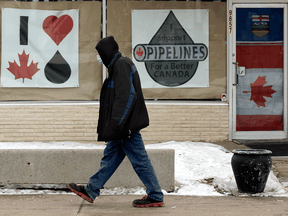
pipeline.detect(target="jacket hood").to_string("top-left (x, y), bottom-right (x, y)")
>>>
top-left (96, 36), bottom-right (119, 68)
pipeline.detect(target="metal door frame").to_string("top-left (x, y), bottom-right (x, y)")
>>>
top-left (228, 3), bottom-right (287, 140)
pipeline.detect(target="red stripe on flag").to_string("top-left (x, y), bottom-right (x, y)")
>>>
top-left (236, 45), bottom-right (283, 68)
top-left (236, 115), bottom-right (283, 131)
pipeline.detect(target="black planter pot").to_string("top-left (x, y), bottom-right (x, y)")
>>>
top-left (231, 149), bottom-right (272, 193)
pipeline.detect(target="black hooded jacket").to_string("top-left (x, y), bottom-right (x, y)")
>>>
top-left (96, 36), bottom-right (149, 142)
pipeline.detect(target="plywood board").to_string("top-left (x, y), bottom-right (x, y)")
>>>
top-left (108, 1), bottom-right (227, 99)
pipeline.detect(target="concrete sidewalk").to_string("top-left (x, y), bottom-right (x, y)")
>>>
top-left (0, 194), bottom-right (288, 216)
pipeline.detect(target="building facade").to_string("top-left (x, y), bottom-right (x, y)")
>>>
top-left (0, 0), bottom-right (285, 143)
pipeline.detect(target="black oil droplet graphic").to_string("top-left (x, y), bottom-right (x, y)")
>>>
top-left (44, 51), bottom-right (71, 84)
top-left (145, 11), bottom-right (199, 87)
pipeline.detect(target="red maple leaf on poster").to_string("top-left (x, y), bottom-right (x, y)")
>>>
top-left (136, 47), bottom-right (143, 57)
top-left (243, 76), bottom-right (276, 107)
top-left (7, 50), bottom-right (40, 83)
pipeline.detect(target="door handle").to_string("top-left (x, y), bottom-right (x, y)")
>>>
top-left (233, 62), bottom-right (239, 86)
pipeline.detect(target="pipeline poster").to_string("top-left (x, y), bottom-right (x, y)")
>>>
top-left (132, 9), bottom-right (209, 88)
top-left (1, 8), bottom-right (79, 88)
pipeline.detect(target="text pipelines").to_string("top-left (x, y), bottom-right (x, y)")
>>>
top-left (134, 44), bottom-right (208, 62)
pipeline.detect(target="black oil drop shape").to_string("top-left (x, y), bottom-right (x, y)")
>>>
top-left (145, 11), bottom-right (198, 87)
top-left (44, 51), bottom-right (71, 84)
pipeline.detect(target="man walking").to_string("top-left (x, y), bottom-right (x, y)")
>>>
top-left (68, 36), bottom-right (164, 208)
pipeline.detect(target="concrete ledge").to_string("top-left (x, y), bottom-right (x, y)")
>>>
top-left (272, 156), bottom-right (288, 183)
top-left (0, 149), bottom-right (174, 192)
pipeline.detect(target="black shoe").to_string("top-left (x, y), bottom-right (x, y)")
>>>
top-left (133, 195), bottom-right (164, 208)
top-left (68, 183), bottom-right (94, 203)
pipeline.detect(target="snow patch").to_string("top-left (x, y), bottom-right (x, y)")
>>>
top-left (0, 141), bottom-right (287, 197)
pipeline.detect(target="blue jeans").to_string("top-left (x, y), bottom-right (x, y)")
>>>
top-left (84, 131), bottom-right (164, 201)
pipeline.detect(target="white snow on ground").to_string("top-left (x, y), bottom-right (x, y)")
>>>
top-left (0, 141), bottom-right (287, 197)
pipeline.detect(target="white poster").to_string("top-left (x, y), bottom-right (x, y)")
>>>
top-left (132, 9), bottom-right (209, 88)
top-left (1, 8), bottom-right (79, 88)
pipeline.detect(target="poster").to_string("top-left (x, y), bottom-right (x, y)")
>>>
top-left (132, 9), bottom-right (209, 88)
top-left (1, 8), bottom-right (79, 88)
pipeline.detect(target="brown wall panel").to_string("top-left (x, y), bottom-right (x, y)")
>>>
top-left (108, 1), bottom-right (227, 99)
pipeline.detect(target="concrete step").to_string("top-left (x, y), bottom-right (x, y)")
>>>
top-left (214, 141), bottom-right (288, 185)
top-left (272, 157), bottom-right (288, 183)
top-left (0, 149), bottom-right (175, 192)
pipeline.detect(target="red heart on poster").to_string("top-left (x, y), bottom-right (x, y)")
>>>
top-left (43, 15), bottom-right (73, 45)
